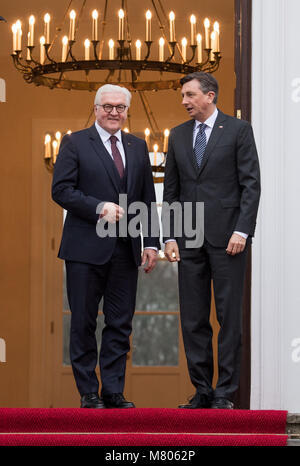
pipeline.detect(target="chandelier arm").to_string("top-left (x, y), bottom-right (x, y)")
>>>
top-left (48, 0), bottom-right (73, 53)
top-left (151, 0), bottom-right (173, 57)
top-left (68, 40), bottom-right (77, 62)
top-left (186, 45), bottom-right (197, 65)
top-left (140, 91), bottom-right (161, 136)
top-left (44, 44), bottom-right (57, 64)
top-left (99, 0), bottom-right (109, 60)
top-left (154, 0), bottom-right (184, 63)
top-left (11, 52), bottom-right (33, 73)
top-left (25, 46), bottom-right (42, 67)
top-left (138, 91), bottom-right (156, 135)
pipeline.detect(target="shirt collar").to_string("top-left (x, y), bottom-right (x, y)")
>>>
top-left (95, 121), bottom-right (122, 143)
top-left (195, 107), bottom-right (218, 130)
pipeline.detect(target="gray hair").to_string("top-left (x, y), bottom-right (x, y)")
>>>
top-left (94, 84), bottom-right (132, 107)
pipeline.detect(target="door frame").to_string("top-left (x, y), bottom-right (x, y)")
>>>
top-left (29, 0), bottom-right (254, 408)
top-left (234, 0), bottom-right (253, 409)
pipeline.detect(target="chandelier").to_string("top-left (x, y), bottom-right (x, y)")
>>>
top-left (11, 1), bottom-right (222, 179)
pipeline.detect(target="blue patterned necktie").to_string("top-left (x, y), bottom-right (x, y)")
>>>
top-left (194, 123), bottom-right (207, 167)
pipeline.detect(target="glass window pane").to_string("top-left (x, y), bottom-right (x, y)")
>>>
top-left (63, 313), bottom-right (104, 366)
top-left (132, 314), bottom-right (179, 366)
top-left (135, 261), bottom-right (179, 311)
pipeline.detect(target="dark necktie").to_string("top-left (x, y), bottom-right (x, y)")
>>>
top-left (194, 123), bottom-right (207, 167)
top-left (110, 135), bottom-right (124, 178)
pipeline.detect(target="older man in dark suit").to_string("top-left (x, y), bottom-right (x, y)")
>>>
top-left (163, 72), bottom-right (260, 409)
top-left (52, 84), bottom-right (159, 408)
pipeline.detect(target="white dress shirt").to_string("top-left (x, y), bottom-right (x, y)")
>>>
top-left (95, 121), bottom-right (126, 168)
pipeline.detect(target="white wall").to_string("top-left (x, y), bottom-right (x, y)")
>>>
top-left (252, 0), bottom-right (300, 411)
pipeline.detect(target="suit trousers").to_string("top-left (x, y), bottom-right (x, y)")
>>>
top-left (65, 238), bottom-right (138, 397)
top-left (178, 239), bottom-right (249, 401)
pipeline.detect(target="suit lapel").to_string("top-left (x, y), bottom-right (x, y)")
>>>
top-left (182, 120), bottom-right (199, 176)
top-left (121, 131), bottom-right (136, 195)
top-left (87, 124), bottom-right (120, 193)
top-left (197, 110), bottom-right (228, 176)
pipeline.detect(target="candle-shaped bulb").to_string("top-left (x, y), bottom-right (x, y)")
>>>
top-left (213, 21), bottom-right (220, 52)
top-left (84, 38), bottom-right (90, 60)
top-left (169, 11), bottom-right (175, 42)
top-left (69, 10), bottom-right (76, 41)
top-left (12, 23), bottom-right (17, 52)
top-left (159, 37), bottom-right (165, 61)
top-left (44, 134), bottom-right (51, 158)
top-left (196, 33), bottom-right (202, 63)
top-left (15, 20), bottom-right (22, 50)
top-left (153, 144), bottom-right (158, 166)
top-left (92, 9), bottom-right (98, 20)
top-left (124, 127), bottom-right (129, 133)
top-left (28, 15), bottom-right (35, 47)
top-left (108, 39), bottom-right (114, 59)
top-left (92, 9), bottom-right (99, 41)
top-left (204, 18), bottom-right (210, 49)
top-left (118, 9), bottom-right (125, 40)
top-left (190, 14), bottom-right (196, 45)
top-left (210, 31), bottom-right (216, 60)
top-left (44, 13), bottom-right (50, 44)
top-left (55, 131), bottom-right (61, 141)
top-left (181, 37), bottom-right (187, 62)
top-left (163, 129), bottom-right (170, 152)
top-left (145, 9), bottom-right (152, 41)
top-left (40, 35), bottom-right (46, 64)
top-left (67, 130), bottom-right (72, 135)
top-left (145, 128), bottom-right (150, 145)
top-left (62, 35), bottom-right (68, 62)
top-left (136, 39), bottom-right (142, 60)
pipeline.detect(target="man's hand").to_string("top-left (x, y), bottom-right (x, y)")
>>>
top-left (164, 240), bottom-right (180, 262)
top-left (100, 202), bottom-right (124, 223)
top-left (226, 233), bottom-right (246, 256)
top-left (141, 249), bottom-right (158, 273)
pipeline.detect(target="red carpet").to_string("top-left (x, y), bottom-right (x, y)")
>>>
top-left (0, 408), bottom-right (288, 446)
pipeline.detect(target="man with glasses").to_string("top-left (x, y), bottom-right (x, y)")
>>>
top-left (52, 84), bottom-right (159, 408)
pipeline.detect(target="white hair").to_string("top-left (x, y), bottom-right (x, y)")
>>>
top-left (94, 84), bottom-right (132, 107)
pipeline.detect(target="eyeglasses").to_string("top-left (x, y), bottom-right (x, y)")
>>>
top-left (96, 104), bottom-right (128, 114)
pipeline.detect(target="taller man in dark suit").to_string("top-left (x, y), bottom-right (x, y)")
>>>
top-left (52, 84), bottom-right (159, 408)
top-left (163, 72), bottom-right (260, 409)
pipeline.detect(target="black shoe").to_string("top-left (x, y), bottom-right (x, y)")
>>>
top-left (103, 393), bottom-right (135, 409)
top-left (80, 393), bottom-right (106, 409)
top-left (211, 397), bottom-right (234, 409)
top-left (178, 392), bottom-right (211, 409)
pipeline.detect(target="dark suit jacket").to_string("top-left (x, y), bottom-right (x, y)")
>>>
top-left (163, 110), bottom-right (261, 248)
top-left (52, 124), bottom-right (160, 266)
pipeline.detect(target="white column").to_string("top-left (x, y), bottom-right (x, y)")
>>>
top-left (251, 0), bottom-right (300, 411)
